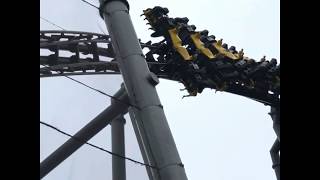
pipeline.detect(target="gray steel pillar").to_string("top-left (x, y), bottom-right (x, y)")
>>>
top-left (40, 86), bottom-right (129, 179)
top-left (128, 107), bottom-right (159, 180)
top-left (111, 115), bottom-right (126, 180)
top-left (270, 106), bottom-right (280, 141)
top-left (270, 139), bottom-right (280, 180)
top-left (269, 106), bottom-right (280, 180)
top-left (99, 1), bottom-right (188, 180)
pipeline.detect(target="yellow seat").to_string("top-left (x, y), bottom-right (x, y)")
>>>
top-left (190, 32), bottom-right (214, 59)
top-left (168, 28), bottom-right (193, 61)
top-left (211, 39), bottom-right (244, 60)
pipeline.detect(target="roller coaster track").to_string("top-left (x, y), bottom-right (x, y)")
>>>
top-left (40, 6), bottom-right (280, 179)
top-left (40, 31), bottom-right (279, 106)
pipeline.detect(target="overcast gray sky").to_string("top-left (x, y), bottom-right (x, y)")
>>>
top-left (40, 0), bottom-right (279, 179)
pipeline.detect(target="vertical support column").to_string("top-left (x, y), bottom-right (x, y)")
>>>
top-left (269, 106), bottom-right (280, 180)
top-left (270, 139), bottom-right (280, 180)
top-left (111, 115), bottom-right (126, 180)
top-left (270, 106), bottom-right (280, 141)
top-left (99, 1), bottom-right (188, 180)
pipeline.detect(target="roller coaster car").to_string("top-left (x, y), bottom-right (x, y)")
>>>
top-left (142, 6), bottom-right (280, 99)
top-left (142, 7), bottom-right (172, 37)
top-left (143, 6), bottom-right (244, 62)
top-left (205, 38), bottom-right (244, 61)
top-left (142, 7), bottom-right (194, 61)
top-left (176, 24), bottom-right (214, 59)
top-left (142, 6), bottom-right (169, 21)
top-left (197, 32), bottom-right (244, 61)
top-left (248, 58), bottom-right (278, 79)
top-left (179, 70), bottom-right (205, 98)
top-left (266, 64), bottom-right (280, 93)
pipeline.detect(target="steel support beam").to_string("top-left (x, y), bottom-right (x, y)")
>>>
top-left (269, 106), bottom-right (280, 180)
top-left (40, 86), bottom-right (129, 179)
top-left (128, 107), bottom-right (159, 180)
top-left (270, 139), bottom-right (280, 180)
top-left (270, 106), bottom-right (280, 141)
top-left (99, 1), bottom-right (188, 180)
top-left (111, 115), bottom-right (126, 180)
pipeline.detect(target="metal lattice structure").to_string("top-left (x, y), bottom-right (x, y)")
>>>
top-left (40, 1), bottom-right (280, 180)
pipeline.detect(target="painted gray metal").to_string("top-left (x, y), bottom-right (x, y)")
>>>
top-left (111, 115), bottom-right (126, 180)
top-left (270, 139), bottom-right (280, 180)
top-left (269, 106), bottom-right (280, 180)
top-left (99, 1), bottom-right (188, 180)
top-left (270, 106), bottom-right (280, 141)
top-left (128, 107), bottom-right (159, 180)
top-left (40, 86), bottom-right (129, 179)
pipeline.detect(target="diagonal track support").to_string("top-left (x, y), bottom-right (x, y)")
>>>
top-left (40, 85), bottom-right (129, 179)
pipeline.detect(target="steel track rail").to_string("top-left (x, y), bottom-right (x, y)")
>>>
top-left (40, 30), bottom-right (279, 106)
